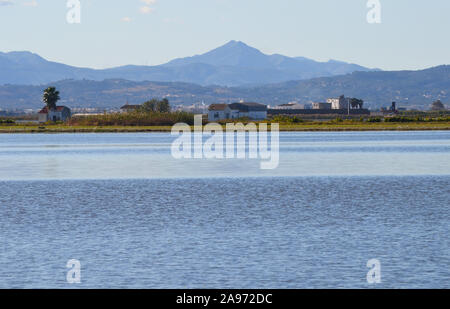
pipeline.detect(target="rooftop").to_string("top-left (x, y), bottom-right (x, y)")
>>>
top-left (38, 106), bottom-right (69, 114)
top-left (120, 104), bottom-right (141, 110)
top-left (208, 104), bottom-right (229, 111)
top-left (229, 102), bottom-right (267, 112)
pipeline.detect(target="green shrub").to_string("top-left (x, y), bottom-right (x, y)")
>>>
top-left (327, 117), bottom-right (343, 124)
top-left (0, 119), bottom-right (15, 124)
top-left (367, 117), bottom-right (382, 123)
top-left (385, 116), bottom-right (416, 123)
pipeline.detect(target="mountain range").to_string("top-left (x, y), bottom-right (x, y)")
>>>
top-left (1, 65), bottom-right (448, 111)
top-left (0, 41), bottom-right (377, 87)
top-left (0, 40), bottom-right (448, 111)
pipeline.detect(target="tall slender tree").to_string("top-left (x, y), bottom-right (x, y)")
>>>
top-left (42, 87), bottom-right (60, 110)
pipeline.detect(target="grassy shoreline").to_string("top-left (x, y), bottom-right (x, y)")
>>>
top-left (1, 122), bottom-right (450, 133)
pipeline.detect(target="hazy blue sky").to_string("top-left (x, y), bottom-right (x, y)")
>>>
top-left (1, 0), bottom-right (449, 70)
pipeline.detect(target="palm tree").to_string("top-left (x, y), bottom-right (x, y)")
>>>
top-left (43, 87), bottom-right (60, 110)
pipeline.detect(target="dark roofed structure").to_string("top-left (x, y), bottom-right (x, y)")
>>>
top-left (228, 102), bottom-right (267, 112)
top-left (38, 106), bottom-right (69, 114)
top-left (120, 104), bottom-right (142, 112)
top-left (208, 104), bottom-right (229, 111)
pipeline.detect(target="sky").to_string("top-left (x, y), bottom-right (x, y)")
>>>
top-left (0, 0), bottom-right (449, 70)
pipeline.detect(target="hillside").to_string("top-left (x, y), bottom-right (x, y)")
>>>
top-left (0, 66), bottom-right (447, 111)
top-left (243, 65), bottom-right (450, 109)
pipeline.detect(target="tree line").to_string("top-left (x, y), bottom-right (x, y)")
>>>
top-left (140, 98), bottom-right (171, 113)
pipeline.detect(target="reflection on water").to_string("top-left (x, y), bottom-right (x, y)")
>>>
top-left (0, 131), bottom-right (449, 180)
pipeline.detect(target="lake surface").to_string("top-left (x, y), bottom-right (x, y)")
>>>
top-left (0, 131), bottom-right (449, 288)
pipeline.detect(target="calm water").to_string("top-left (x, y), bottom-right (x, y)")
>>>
top-left (0, 131), bottom-right (449, 288)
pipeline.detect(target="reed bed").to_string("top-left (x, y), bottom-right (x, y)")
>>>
top-left (68, 111), bottom-right (195, 126)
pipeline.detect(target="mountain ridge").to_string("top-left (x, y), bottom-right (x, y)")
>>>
top-left (0, 41), bottom-right (378, 86)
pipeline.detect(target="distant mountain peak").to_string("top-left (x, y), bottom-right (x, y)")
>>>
top-left (0, 42), bottom-right (377, 86)
top-left (207, 40), bottom-right (262, 53)
top-left (163, 40), bottom-right (267, 68)
top-left (223, 40), bottom-right (247, 46)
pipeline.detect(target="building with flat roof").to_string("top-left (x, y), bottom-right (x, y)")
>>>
top-left (327, 95), bottom-right (349, 110)
top-left (273, 103), bottom-right (306, 110)
top-left (312, 102), bottom-right (332, 110)
top-left (208, 102), bottom-right (267, 121)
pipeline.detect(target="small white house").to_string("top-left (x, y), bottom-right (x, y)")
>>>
top-left (208, 102), bottom-right (267, 121)
top-left (38, 106), bottom-right (71, 123)
top-left (208, 104), bottom-right (238, 121)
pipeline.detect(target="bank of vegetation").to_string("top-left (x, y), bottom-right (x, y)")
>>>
top-left (0, 119), bottom-right (15, 124)
top-left (68, 111), bottom-right (195, 126)
top-left (268, 114), bottom-right (450, 125)
top-left (1, 93), bottom-right (449, 132)
top-left (2, 119), bottom-right (450, 133)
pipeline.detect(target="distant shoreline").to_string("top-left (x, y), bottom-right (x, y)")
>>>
top-left (1, 123), bottom-right (450, 133)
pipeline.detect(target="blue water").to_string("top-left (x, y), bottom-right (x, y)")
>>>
top-left (0, 131), bottom-right (449, 288)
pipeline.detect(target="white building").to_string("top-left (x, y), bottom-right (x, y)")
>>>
top-left (38, 106), bottom-right (71, 123)
top-left (174, 103), bottom-right (208, 114)
top-left (327, 95), bottom-right (350, 110)
top-left (312, 102), bottom-right (332, 110)
top-left (273, 102), bottom-right (306, 110)
top-left (208, 102), bottom-right (267, 121)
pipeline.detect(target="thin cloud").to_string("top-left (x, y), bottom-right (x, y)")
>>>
top-left (139, 6), bottom-right (154, 14)
top-left (139, 0), bottom-right (156, 14)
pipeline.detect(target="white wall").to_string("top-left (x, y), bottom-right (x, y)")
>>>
top-left (38, 114), bottom-right (48, 123)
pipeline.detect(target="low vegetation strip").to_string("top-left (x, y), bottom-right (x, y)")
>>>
top-left (2, 110), bottom-right (450, 133)
top-left (1, 122), bottom-right (449, 133)
top-left (67, 111), bottom-right (195, 126)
